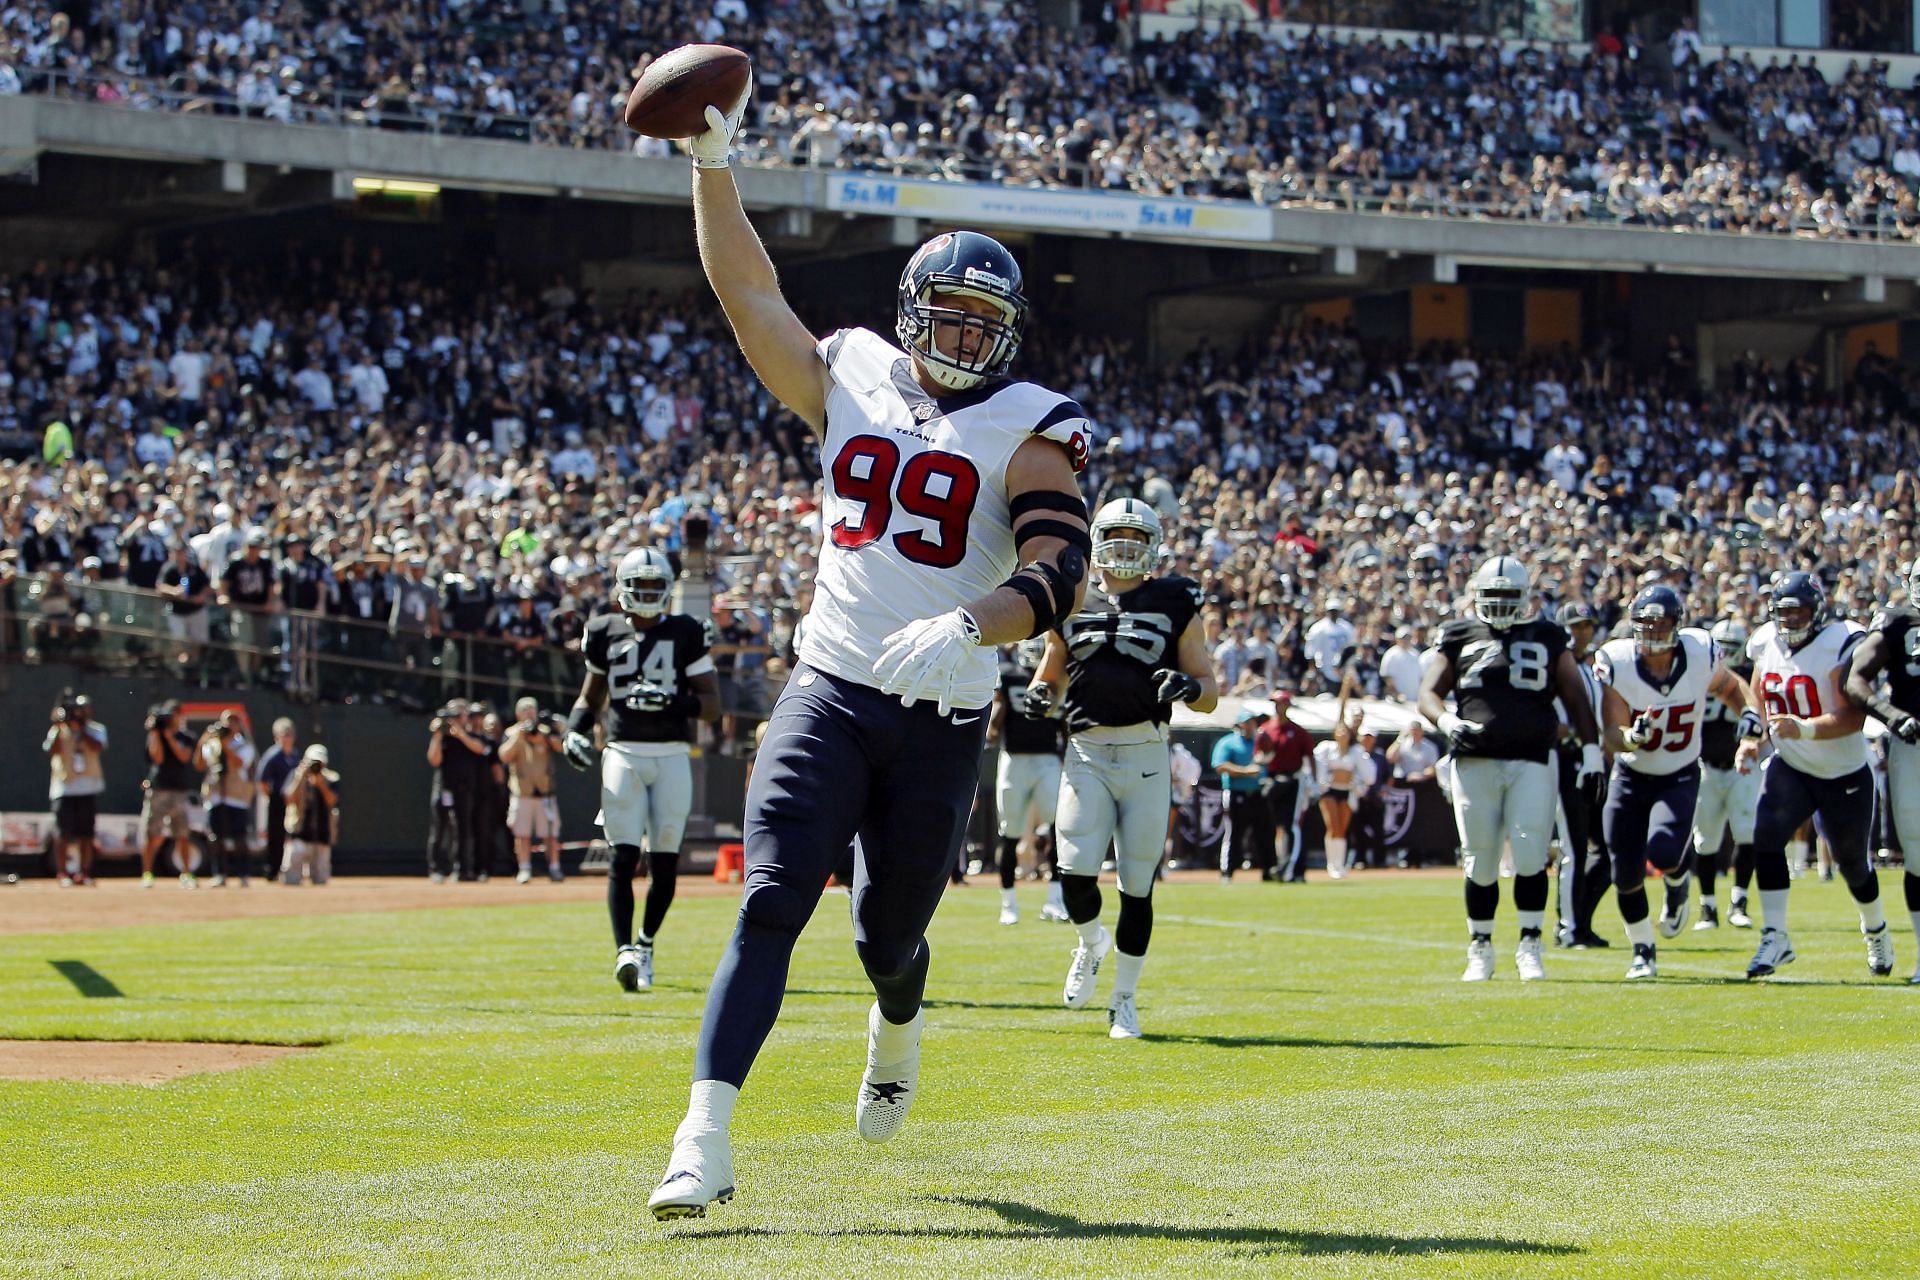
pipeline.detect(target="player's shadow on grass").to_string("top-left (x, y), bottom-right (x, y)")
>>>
top-left (679, 1196), bottom-right (1579, 1258)
top-left (50, 960), bottom-right (123, 998)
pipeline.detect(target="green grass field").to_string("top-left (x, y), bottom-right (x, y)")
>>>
top-left (5, 874), bottom-right (1919, 1279)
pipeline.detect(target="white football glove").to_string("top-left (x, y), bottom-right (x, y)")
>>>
top-left (625, 681), bottom-right (673, 712)
top-left (684, 73), bottom-right (753, 170)
top-left (1621, 713), bottom-right (1657, 749)
top-left (1437, 712), bottom-right (1483, 743)
top-left (874, 608), bottom-right (982, 716)
top-left (563, 731), bottom-right (595, 772)
top-left (1576, 742), bottom-right (1604, 787)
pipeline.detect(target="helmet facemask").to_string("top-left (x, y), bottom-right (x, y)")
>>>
top-left (618, 571), bottom-right (671, 618)
top-left (1772, 601), bottom-right (1816, 648)
top-left (1092, 526), bottom-right (1158, 579)
top-left (1632, 615), bottom-right (1679, 654)
top-left (1907, 561), bottom-right (1920, 609)
top-left (1474, 585), bottom-right (1525, 630)
top-left (898, 283), bottom-right (1025, 392)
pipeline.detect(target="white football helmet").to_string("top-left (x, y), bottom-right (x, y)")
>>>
top-left (1090, 498), bottom-right (1162, 579)
top-left (1470, 555), bottom-right (1532, 630)
top-left (1709, 617), bottom-right (1749, 664)
top-left (1014, 636), bottom-right (1048, 670)
top-left (615, 547), bottom-right (675, 618)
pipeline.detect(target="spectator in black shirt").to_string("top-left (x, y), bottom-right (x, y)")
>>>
top-left (441, 563), bottom-right (499, 694)
top-left (160, 542), bottom-right (213, 679)
top-left (330, 553), bottom-right (388, 702)
top-left (501, 590), bottom-right (549, 701)
top-left (278, 539), bottom-right (330, 701)
top-left (220, 529), bottom-right (278, 687)
top-left (425, 700), bottom-right (489, 882)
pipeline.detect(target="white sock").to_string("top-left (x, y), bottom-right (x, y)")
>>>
top-left (637, 933), bottom-right (654, 948)
top-left (1760, 887), bottom-right (1791, 934)
top-left (1046, 880), bottom-right (1064, 903)
top-left (1731, 886), bottom-right (1749, 907)
top-left (1468, 918), bottom-right (1494, 940)
top-left (1516, 909), bottom-right (1545, 935)
top-left (1111, 949), bottom-right (1145, 998)
top-left (1075, 917), bottom-right (1105, 946)
top-left (870, 1002), bottom-right (920, 1061)
top-left (1624, 916), bottom-right (1656, 948)
top-left (1701, 894), bottom-right (1718, 912)
top-left (1000, 887), bottom-right (1017, 909)
top-left (1326, 838), bottom-right (1346, 870)
top-left (685, 1079), bottom-right (738, 1133)
top-left (1858, 898), bottom-right (1888, 934)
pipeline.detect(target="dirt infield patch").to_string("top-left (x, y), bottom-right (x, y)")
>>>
top-left (0, 1039), bottom-right (312, 1085)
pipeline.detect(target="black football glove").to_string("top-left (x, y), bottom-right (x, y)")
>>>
top-left (1020, 684), bottom-right (1054, 718)
top-left (1154, 670), bottom-right (1202, 706)
top-left (1893, 714), bottom-right (1920, 746)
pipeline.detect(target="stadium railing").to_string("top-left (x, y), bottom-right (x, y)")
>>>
top-left (16, 69), bottom-right (1918, 244)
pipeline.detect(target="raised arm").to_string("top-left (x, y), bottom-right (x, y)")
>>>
top-left (688, 89), bottom-right (830, 435)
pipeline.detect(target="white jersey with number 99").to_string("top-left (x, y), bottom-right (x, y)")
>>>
top-left (797, 327), bottom-right (1091, 710)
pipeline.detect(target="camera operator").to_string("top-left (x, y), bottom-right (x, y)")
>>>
top-left (254, 718), bottom-right (300, 879)
top-left (198, 711), bottom-right (257, 886)
top-left (475, 705), bottom-right (509, 881)
top-left (281, 744), bottom-right (340, 886)
top-left (44, 693), bottom-right (107, 885)
top-left (425, 700), bottom-right (487, 881)
top-left (140, 700), bottom-right (200, 888)
top-left (499, 697), bottom-right (564, 883)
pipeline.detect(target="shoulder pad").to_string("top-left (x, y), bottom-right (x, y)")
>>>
top-left (816, 326), bottom-right (900, 392)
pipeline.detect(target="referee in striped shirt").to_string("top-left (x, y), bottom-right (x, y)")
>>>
top-left (1554, 602), bottom-right (1612, 948)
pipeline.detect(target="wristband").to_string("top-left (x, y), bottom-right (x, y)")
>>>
top-left (566, 703), bottom-right (596, 737)
top-left (1737, 709), bottom-right (1764, 740)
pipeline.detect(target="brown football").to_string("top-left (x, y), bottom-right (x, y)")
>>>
top-left (624, 44), bottom-right (752, 139)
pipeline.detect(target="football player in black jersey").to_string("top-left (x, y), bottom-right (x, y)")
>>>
top-left (987, 637), bottom-right (1067, 924)
top-left (563, 548), bottom-right (720, 992)
top-left (1845, 561), bottom-right (1920, 982)
top-left (1027, 498), bottom-right (1217, 1039)
top-left (1693, 617), bottom-right (1763, 931)
top-left (1419, 555), bottom-right (1602, 983)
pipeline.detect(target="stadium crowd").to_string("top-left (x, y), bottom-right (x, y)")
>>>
top-left (3, 243), bottom-right (1917, 730)
top-left (4, 3), bottom-right (1920, 236)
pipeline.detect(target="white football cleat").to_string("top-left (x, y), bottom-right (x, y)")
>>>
top-left (1515, 935), bottom-right (1546, 982)
top-left (1657, 878), bottom-right (1690, 937)
top-left (1745, 928), bottom-right (1796, 980)
top-left (1625, 943), bottom-right (1658, 980)
top-left (1727, 899), bottom-right (1754, 929)
top-left (1462, 936), bottom-right (1495, 982)
top-left (1864, 925), bottom-right (1895, 978)
top-left (1040, 881), bottom-right (1069, 921)
top-left (1107, 992), bottom-right (1142, 1039)
top-left (1693, 903), bottom-right (1719, 931)
top-left (998, 891), bottom-right (1019, 926)
top-left (1063, 925), bottom-right (1112, 1008)
top-left (614, 945), bottom-right (646, 992)
top-left (856, 1003), bottom-right (922, 1143)
top-left (648, 1123), bottom-right (735, 1220)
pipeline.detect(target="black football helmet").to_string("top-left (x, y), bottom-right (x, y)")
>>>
top-left (895, 230), bottom-right (1028, 392)
top-left (1770, 571), bottom-right (1825, 648)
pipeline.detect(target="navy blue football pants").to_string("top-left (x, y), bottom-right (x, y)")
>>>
top-left (693, 664), bottom-right (988, 1088)
top-left (1602, 763), bottom-right (1699, 893)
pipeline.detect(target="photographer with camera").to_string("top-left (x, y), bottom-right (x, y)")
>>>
top-left (499, 697), bottom-right (564, 884)
top-left (140, 701), bottom-right (200, 889)
top-left (198, 711), bottom-right (257, 886)
top-left (44, 693), bottom-right (107, 886)
top-left (281, 744), bottom-right (340, 886)
top-left (425, 699), bottom-right (488, 882)
top-left (254, 719), bottom-right (301, 880)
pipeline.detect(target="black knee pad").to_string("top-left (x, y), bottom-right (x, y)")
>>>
top-left (611, 843), bottom-right (643, 879)
top-left (740, 881), bottom-right (814, 936)
top-left (855, 935), bottom-right (924, 982)
top-left (1907, 871), bottom-right (1920, 913)
top-left (1512, 870), bottom-right (1549, 913)
top-left (1060, 873), bottom-right (1101, 925)
top-left (1115, 890), bottom-right (1153, 955)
